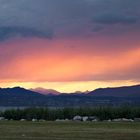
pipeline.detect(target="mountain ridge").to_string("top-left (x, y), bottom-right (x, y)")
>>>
top-left (88, 84), bottom-right (140, 97)
top-left (30, 87), bottom-right (60, 95)
top-left (0, 84), bottom-right (140, 107)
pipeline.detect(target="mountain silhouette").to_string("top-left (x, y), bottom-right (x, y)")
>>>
top-left (88, 85), bottom-right (140, 97)
top-left (0, 87), bottom-right (47, 106)
top-left (30, 87), bottom-right (60, 95)
top-left (0, 85), bottom-right (140, 107)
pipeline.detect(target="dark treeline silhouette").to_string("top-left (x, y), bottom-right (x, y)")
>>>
top-left (0, 106), bottom-right (140, 121)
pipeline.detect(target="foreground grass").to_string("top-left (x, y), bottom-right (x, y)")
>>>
top-left (0, 121), bottom-right (139, 140)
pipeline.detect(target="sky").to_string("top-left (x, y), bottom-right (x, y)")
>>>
top-left (0, 0), bottom-right (140, 92)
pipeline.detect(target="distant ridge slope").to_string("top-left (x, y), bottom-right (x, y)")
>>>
top-left (0, 87), bottom-right (47, 106)
top-left (30, 87), bottom-right (60, 95)
top-left (88, 85), bottom-right (140, 97)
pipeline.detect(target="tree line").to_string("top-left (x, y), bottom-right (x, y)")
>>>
top-left (0, 106), bottom-right (140, 121)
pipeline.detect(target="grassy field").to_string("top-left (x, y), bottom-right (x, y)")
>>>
top-left (0, 121), bottom-right (139, 140)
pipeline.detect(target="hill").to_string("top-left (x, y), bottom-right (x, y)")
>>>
top-left (0, 87), bottom-right (47, 106)
top-left (88, 85), bottom-right (140, 97)
top-left (0, 85), bottom-right (140, 107)
top-left (30, 87), bottom-right (60, 95)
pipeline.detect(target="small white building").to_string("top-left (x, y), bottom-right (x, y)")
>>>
top-left (73, 116), bottom-right (82, 121)
top-left (122, 118), bottom-right (134, 122)
top-left (20, 119), bottom-right (26, 121)
top-left (88, 116), bottom-right (97, 121)
top-left (82, 116), bottom-right (88, 122)
top-left (0, 117), bottom-right (5, 121)
top-left (112, 118), bottom-right (122, 122)
top-left (55, 119), bottom-right (70, 122)
top-left (32, 118), bottom-right (37, 122)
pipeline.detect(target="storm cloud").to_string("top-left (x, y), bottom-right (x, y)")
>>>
top-left (0, 26), bottom-right (53, 41)
top-left (92, 14), bottom-right (138, 25)
top-left (0, 0), bottom-right (140, 40)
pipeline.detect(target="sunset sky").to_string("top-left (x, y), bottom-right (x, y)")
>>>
top-left (0, 0), bottom-right (140, 92)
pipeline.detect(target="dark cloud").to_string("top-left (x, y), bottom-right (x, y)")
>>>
top-left (92, 14), bottom-right (138, 25)
top-left (92, 26), bottom-right (104, 32)
top-left (0, 0), bottom-right (140, 39)
top-left (0, 26), bottom-right (53, 41)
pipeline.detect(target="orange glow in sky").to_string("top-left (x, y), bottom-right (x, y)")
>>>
top-left (0, 37), bottom-right (140, 92)
top-left (1, 0), bottom-right (140, 93)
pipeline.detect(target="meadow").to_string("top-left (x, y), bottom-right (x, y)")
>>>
top-left (0, 121), bottom-right (139, 140)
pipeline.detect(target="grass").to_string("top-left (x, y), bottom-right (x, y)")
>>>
top-left (0, 121), bottom-right (139, 140)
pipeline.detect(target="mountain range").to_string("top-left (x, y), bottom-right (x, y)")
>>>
top-left (0, 85), bottom-right (140, 107)
top-left (30, 88), bottom-right (60, 95)
top-left (89, 85), bottom-right (140, 97)
top-left (30, 88), bottom-right (90, 95)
